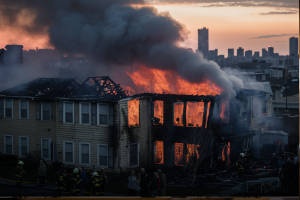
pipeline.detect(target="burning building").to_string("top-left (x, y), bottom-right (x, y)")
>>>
top-left (118, 93), bottom-right (215, 168)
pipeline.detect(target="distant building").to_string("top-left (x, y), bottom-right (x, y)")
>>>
top-left (198, 27), bottom-right (209, 58)
top-left (268, 47), bottom-right (274, 57)
top-left (262, 48), bottom-right (268, 58)
top-left (237, 47), bottom-right (244, 57)
top-left (245, 50), bottom-right (253, 59)
top-left (228, 48), bottom-right (234, 58)
top-left (3, 45), bottom-right (23, 65)
top-left (289, 37), bottom-right (298, 57)
top-left (208, 49), bottom-right (218, 60)
top-left (253, 51), bottom-right (260, 58)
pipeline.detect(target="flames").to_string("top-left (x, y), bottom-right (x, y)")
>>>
top-left (186, 102), bottom-right (204, 127)
top-left (128, 99), bottom-right (140, 127)
top-left (173, 102), bottom-right (184, 126)
top-left (153, 100), bottom-right (164, 125)
top-left (127, 66), bottom-right (222, 96)
top-left (154, 140), bottom-right (164, 164)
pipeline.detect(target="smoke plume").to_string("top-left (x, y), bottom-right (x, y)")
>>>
top-left (0, 0), bottom-right (242, 96)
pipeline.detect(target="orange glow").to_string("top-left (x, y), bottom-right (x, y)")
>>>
top-left (128, 99), bottom-right (139, 127)
top-left (220, 101), bottom-right (229, 122)
top-left (174, 143), bottom-right (184, 166)
top-left (221, 145), bottom-right (226, 162)
top-left (173, 102), bottom-right (184, 126)
top-left (154, 141), bottom-right (164, 164)
top-left (205, 102), bottom-right (211, 128)
top-left (127, 66), bottom-right (222, 96)
top-left (221, 141), bottom-right (231, 165)
top-left (186, 144), bottom-right (200, 163)
top-left (186, 101), bottom-right (204, 127)
top-left (153, 100), bottom-right (164, 125)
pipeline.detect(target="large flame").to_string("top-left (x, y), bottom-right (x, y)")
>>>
top-left (127, 66), bottom-right (222, 95)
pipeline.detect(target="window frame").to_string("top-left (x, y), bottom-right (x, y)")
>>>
top-left (63, 141), bottom-right (74, 164)
top-left (97, 144), bottom-right (108, 168)
top-left (19, 100), bottom-right (29, 120)
top-left (4, 135), bottom-right (13, 154)
top-left (41, 138), bottom-right (51, 161)
top-left (129, 143), bottom-right (139, 167)
top-left (63, 102), bottom-right (74, 124)
top-left (18, 136), bottom-right (29, 157)
top-left (79, 142), bottom-right (91, 165)
top-left (4, 99), bottom-right (13, 119)
top-left (79, 102), bottom-right (91, 125)
top-left (41, 102), bottom-right (52, 120)
top-left (97, 103), bottom-right (113, 126)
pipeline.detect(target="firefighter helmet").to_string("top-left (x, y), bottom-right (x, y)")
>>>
top-left (73, 168), bottom-right (79, 174)
top-left (92, 171), bottom-right (99, 177)
top-left (18, 160), bottom-right (24, 165)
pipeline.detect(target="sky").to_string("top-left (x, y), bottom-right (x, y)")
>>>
top-left (0, 0), bottom-right (298, 56)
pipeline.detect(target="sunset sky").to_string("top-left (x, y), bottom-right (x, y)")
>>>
top-left (0, 0), bottom-right (298, 56)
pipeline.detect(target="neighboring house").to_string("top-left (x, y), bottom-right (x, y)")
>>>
top-left (118, 93), bottom-right (216, 168)
top-left (0, 76), bottom-right (126, 168)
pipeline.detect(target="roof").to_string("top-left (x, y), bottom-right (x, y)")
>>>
top-left (0, 76), bottom-right (127, 100)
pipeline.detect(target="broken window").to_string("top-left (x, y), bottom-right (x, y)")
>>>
top-left (154, 141), bottom-right (164, 164)
top-left (128, 99), bottom-right (139, 127)
top-left (174, 143), bottom-right (184, 166)
top-left (205, 102), bottom-right (211, 128)
top-left (173, 102), bottom-right (184, 126)
top-left (153, 100), bottom-right (164, 125)
top-left (186, 101), bottom-right (204, 127)
top-left (186, 144), bottom-right (200, 163)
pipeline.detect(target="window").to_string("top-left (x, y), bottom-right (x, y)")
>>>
top-left (98, 104), bottom-right (113, 125)
top-left (128, 99), bottom-right (139, 127)
top-left (4, 135), bottom-right (13, 154)
top-left (19, 136), bottom-right (29, 157)
top-left (205, 102), bottom-right (211, 128)
top-left (154, 141), bottom-right (164, 164)
top-left (98, 144), bottom-right (108, 167)
top-left (153, 100), bottom-right (164, 125)
top-left (5, 99), bottom-right (13, 119)
top-left (19, 100), bottom-right (29, 119)
top-left (41, 138), bottom-right (51, 160)
top-left (41, 103), bottom-right (51, 120)
top-left (173, 102), bottom-right (184, 126)
top-left (63, 102), bottom-right (74, 123)
top-left (80, 103), bottom-right (90, 124)
top-left (186, 101), bottom-right (204, 127)
top-left (79, 143), bottom-right (90, 165)
top-left (129, 143), bottom-right (139, 167)
top-left (63, 141), bottom-right (74, 163)
top-left (186, 144), bottom-right (200, 163)
top-left (174, 143), bottom-right (184, 166)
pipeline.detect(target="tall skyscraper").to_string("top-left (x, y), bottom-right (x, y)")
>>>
top-left (262, 48), bottom-right (268, 57)
top-left (237, 47), bottom-right (244, 57)
top-left (268, 47), bottom-right (274, 57)
top-left (198, 27), bottom-right (209, 58)
top-left (227, 48), bottom-right (234, 58)
top-left (289, 37), bottom-right (298, 57)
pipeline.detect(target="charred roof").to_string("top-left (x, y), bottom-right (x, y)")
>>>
top-left (126, 93), bottom-right (216, 102)
top-left (0, 76), bottom-right (127, 100)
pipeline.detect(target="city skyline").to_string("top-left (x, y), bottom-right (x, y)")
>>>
top-left (0, 1), bottom-right (298, 56)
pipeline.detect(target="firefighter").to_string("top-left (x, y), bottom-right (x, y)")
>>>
top-left (72, 168), bottom-right (81, 195)
top-left (16, 160), bottom-right (25, 196)
top-left (56, 168), bottom-right (66, 196)
top-left (98, 169), bottom-right (106, 195)
top-left (236, 153), bottom-right (246, 176)
top-left (91, 171), bottom-right (101, 195)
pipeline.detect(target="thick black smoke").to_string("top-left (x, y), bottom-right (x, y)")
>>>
top-left (0, 0), bottom-right (242, 96)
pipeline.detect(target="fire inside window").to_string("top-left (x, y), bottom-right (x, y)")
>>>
top-left (154, 141), bottom-right (164, 164)
top-left (205, 102), bottom-right (211, 128)
top-left (128, 99), bottom-right (140, 127)
top-left (173, 102), bottom-right (184, 126)
top-left (220, 101), bottom-right (229, 122)
top-left (186, 101), bottom-right (204, 127)
top-left (153, 100), bottom-right (164, 125)
top-left (186, 144), bottom-right (200, 163)
top-left (174, 143), bottom-right (184, 166)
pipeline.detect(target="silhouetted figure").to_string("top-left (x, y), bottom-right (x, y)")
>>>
top-left (128, 170), bottom-right (140, 195)
top-left (38, 159), bottom-right (47, 185)
top-left (16, 160), bottom-right (25, 197)
top-left (150, 171), bottom-right (160, 196)
top-left (158, 169), bottom-right (167, 195)
top-left (72, 168), bottom-right (81, 195)
top-left (139, 168), bottom-right (150, 196)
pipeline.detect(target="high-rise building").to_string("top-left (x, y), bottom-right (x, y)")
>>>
top-left (227, 48), bottom-right (234, 58)
top-left (253, 51), bottom-right (260, 58)
top-left (198, 27), bottom-right (209, 58)
top-left (237, 47), bottom-right (244, 57)
top-left (245, 50), bottom-right (253, 58)
top-left (268, 47), bottom-right (274, 57)
top-left (289, 37), bottom-right (298, 57)
top-left (262, 48), bottom-right (268, 57)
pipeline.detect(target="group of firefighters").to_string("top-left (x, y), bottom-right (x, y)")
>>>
top-left (56, 167), bottom-right (107, 195)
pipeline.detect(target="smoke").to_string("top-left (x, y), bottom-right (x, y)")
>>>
top-left (0, 0), bottom-right (243, 96)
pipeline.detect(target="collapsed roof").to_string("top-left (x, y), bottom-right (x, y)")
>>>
top-left (0, 76), bottom-right (127, 100)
